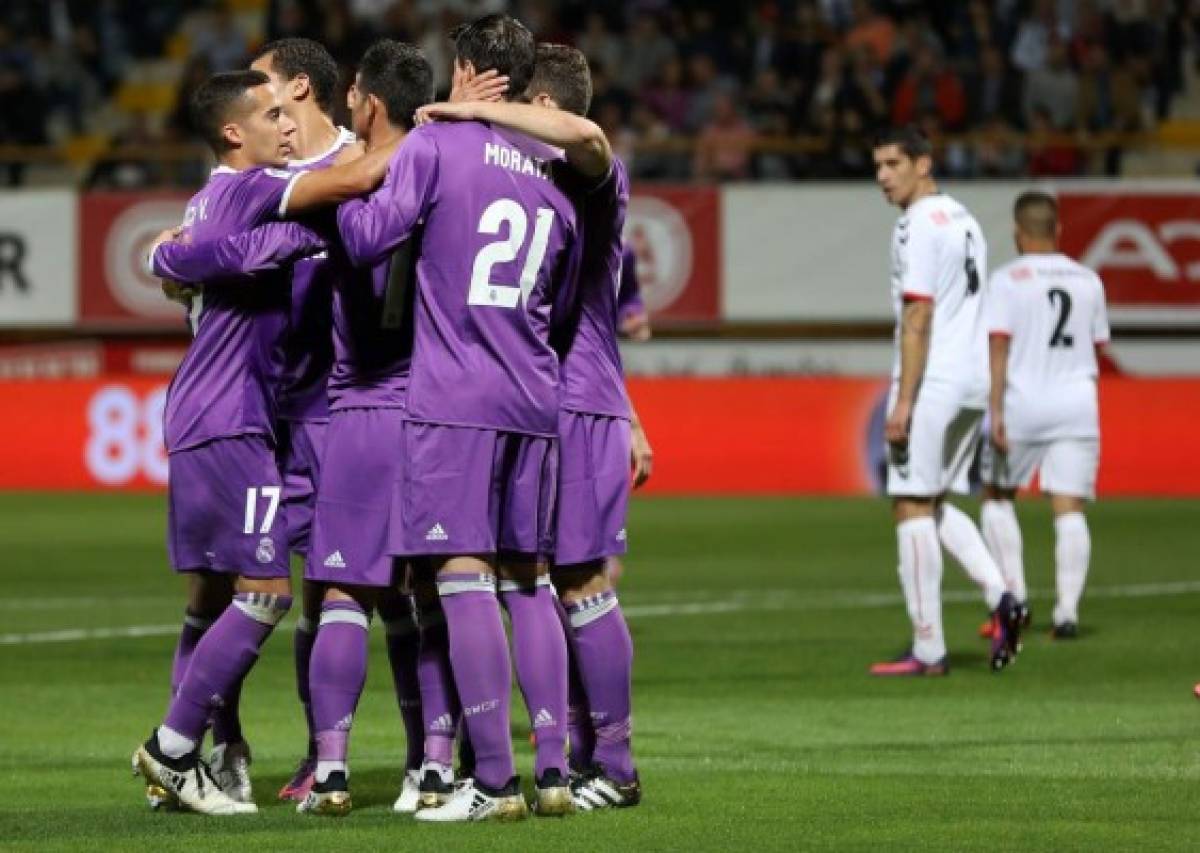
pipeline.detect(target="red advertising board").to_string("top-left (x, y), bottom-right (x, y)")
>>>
top-left (625, 186), bottom-right (721, 324)
top-left (2, 377), bottom-right (1197, 496)
top-left (1058, 192), bottom-right (1200, 310)
top-left (79, 192), bottom-right (190, 327)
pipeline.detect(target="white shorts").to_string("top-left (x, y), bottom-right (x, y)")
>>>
top-left (885, 383), bottom-right (983, 498)
top-left (981, 438), bottom-right (1099, 499)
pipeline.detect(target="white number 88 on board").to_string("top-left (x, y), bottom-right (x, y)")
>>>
top-left (84, 385), bottom-right (169, 485)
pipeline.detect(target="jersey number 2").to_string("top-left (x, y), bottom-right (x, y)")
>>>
top-left (1048, 288), bottom-right (1074, 348)
top-left (469, 198), bottom-right (555, 309)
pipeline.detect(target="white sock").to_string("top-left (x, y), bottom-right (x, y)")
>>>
top-left (981, 499), bottom-right (1026, 603)
top-left (315, 760), bottom-right (347, 783)
top-left (937, 503), bottom-right (1007, 610)
top-left (1053, 512), bottom-right (1091, 625)
top-left (897, 517), bottom-right (945, 664)
top-left (156, 725), bottom-right (197, 760)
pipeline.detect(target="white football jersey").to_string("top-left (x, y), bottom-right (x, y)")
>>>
top-left (890, 193), bottom-right (989, 402)
top-left (986, 252), bottom-right (1110, 441)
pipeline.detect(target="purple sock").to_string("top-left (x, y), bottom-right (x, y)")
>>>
top-left (382, 600), bottom-right (424, 771)
top-left (210, 676), bottom-right (244, 746)
top-left (309, 601), bottom-right (370, 770)
top-left (163, 593), bottom-right (292, 743)
top-left (555, 596), bottom-right (594, 770)
top-left (438, 573), bottom-right (514, 789)
top-left (293, 618), bottom-right (317, 757)
top-left (417, 607), bottom-right (459, 768)
top-left (500, 578), bottom-right (568, 779)
top-left (169, 610), bottom-right (212, 698)
top-left (567, 591), bottom-right (636, 783)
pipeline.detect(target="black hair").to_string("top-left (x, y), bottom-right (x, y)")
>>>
top-left (253, 38), bottom-right (340, 114)
top-left (190, 70), bottom-right (271, 153)
top-left (526, 43), bottom-right (592, 116)
top-left (1014, 190), bottom-right (1059, 239)
top-left (451, 14), bottom-right (536, 100)
top-left (358, 40), bottom-right (434, 131)
top-left (872, 125), bottom-right (933, 160)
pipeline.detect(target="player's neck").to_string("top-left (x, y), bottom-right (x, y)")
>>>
top-left (291, 112), bottom-right (339, 161)
top-left (219, 150), bottom-right (256, 172)
top-left (365, 122), bottom-right (405, 152)
top-left (1021, 242), bottom-right (1058, 255)
top-left (901, 179), bottom-right (938, 210)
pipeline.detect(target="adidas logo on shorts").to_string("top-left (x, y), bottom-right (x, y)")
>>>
top-left (533, 708), bottom-right (555, 729)
top-left (323, 550), bottom-right (346, 569)
top-left (425, 523), bottom-right (449, 542)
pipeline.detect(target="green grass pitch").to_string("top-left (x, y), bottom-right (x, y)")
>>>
top-left (1, 493), bottom-right (1199, 851)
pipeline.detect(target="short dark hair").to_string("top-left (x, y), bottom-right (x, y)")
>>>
top-left (526, 43), bottom-right (592, 116)
top-left (451, 14), bottom-right (536, 100)
top-left (1014, 190), bottom-right (1059, 238)
top-left (872, 126), bottom-right (933, 160)
top-left (358, 40), bottom-right (434, 131)
top-left (191, 70), bottom-right (271, 153)
top-left (253, 38), bottom-right (340, 114)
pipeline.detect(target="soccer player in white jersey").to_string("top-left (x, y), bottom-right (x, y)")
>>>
top-left (980, 191), bottom-right (1110, 639)
top-left (869, 127), bottom-right (1022, 676)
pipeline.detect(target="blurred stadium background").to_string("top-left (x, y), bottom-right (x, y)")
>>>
top-left (2, 1), bottom-right (1200, 849)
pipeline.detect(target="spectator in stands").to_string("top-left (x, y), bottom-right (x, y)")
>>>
top-left (1023, 40), bottom-right (1080, 130)
top-left (967, 45), bottom-right (1024, 128)
top-left (1078, 45), bottom-right (1146, 174)
top-left (1027, 106), bottom-right (1081, 175)
top-left (693, 91), bottom-right (757, 181)
top-left (974, 114), bottom-right (1028, 177)
top-left (891, 46), bottom-right (966, 130)
top-left (1009, 0), bottom-right (1064, 73)
top-left (187, 5), bottom-right (248, 72)
top-left (844, 0), bottom-right (896, 66)
top-left (644, 57), bottom-right (692, 134)
top-left (620, 13), bottom-right (675, 92)
top-left (746, 67), bottom-right (795, 178)
top-left (0, 22), bottom-right (45, 185)
top-left (576, 11), bottom-right (622, 77)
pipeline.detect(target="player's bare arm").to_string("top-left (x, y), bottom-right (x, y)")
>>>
top-left (886, 297), bottom-right (933, 446)
top-left (416, 100), bottom-right (612, 180)
top-left (989, 333), bottom-right (1011, 454)
top-left (630, 406), bottom-right (653, 488)
top-left (282, 137), bottom-right (400, 214)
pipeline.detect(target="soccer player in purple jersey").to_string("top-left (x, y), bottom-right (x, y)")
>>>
top-left (617, 243), bottom-right (653, 342)
top-left (419, 41), bottom-right (651, 811)
top-left (333, 15), bottom-right (581, 822)
top-left (130, 70), bottom-right (301, 816)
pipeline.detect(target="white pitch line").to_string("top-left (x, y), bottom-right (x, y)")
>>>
top-left (4, 579), bottom-right (1200, 646)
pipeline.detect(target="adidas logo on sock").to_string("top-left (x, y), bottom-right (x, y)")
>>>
top-left (425, 523), bottom-right (449, 542)
top-left (430, 713), bottom-right (454, 732)
top-left (323, 550), bottom-right (346, 569)
top-left (533, 708), bottom-right (555, 729)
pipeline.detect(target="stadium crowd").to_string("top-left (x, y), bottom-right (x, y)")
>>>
top-left (0, 0), bottom-right (1195, 185)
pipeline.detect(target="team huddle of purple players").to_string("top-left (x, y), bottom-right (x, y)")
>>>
top-left (132, 15), bottom-right (653, 822)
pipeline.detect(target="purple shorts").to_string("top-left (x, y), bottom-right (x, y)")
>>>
top-left (390, 421), bottom-right (557, 560)
top-left (276, 418), bottom-right (327, 555)
top-left (167, 435), bottom-right (289, 577)
top-left (307, 408), bottom-right (404, 588)
top-left (554, 411), bottom-right (631, 565)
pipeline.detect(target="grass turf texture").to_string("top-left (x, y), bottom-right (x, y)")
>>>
top-left (1, 494), bottom-right (1199, 851)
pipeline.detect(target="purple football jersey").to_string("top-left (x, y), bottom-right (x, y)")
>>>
top-left (557, 157), bottom-right (631, 419)
top-left (277, 128), bottom-right (355, 422)
top-left (155, 215), bottom-right (412, 411)
top-left (337, 121), bottom-right (581, 436)
top-left (153, 166), bottom-right (298, 453)
top-left (616, 243), bottom-right (645, 324)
